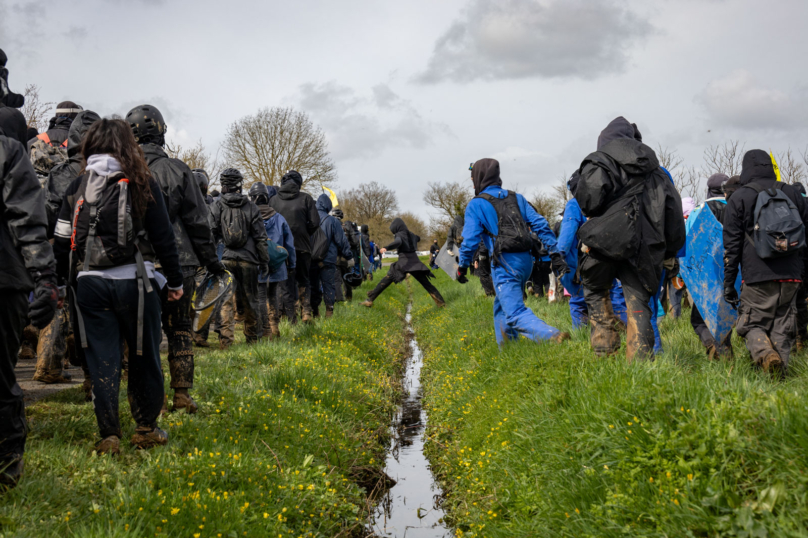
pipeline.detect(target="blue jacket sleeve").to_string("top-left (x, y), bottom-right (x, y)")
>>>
top-left (519, 194), bottom-right (559, 254)
top-left (282, 219), bottom-right (296, 269)
top-left (557, 200), bottom-right (584, 256)
top-left (459, 201), bottom-right (485, 268)
top-left (332, 218), bottom-right (353, 259)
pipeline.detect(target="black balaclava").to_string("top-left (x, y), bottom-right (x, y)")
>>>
top-left (0, 106), bottom-right (29, 146)
top-left (471, 158), bottom-right (502, 195)
top-left (26, 126), bottom-right (39, 141)
top-left (739, 150), bottom-right (777, 185)
top-left (281, 170), bottom-right (303, 186)
top-left (390, 218), bottom-right (408, 234)
top-left (723, 175), bottom-right (741, 201)
top-left (706, 173), bottom-right (729, 198)
top-left (49, 100), bottom-right (82, 129)
top-left (596, 116), bottom-right (641, 150)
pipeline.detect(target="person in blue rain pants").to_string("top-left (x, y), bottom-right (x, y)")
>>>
top-left (457, 158), bottom-right (571, 347)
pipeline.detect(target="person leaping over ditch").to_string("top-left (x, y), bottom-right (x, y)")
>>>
top-left (361, 218), bottom-right (446, 308)
top-left (457, 158), bottom-right (571, 347)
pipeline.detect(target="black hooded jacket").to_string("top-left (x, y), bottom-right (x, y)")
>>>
top-left (471, 158), bottom-right (503, 196)
top-left (447, 214), bottom-right (465, 252)
top-left (36, 116), bottom-right (73, 148)
top-left (360, 224), bottom-right (371, 257)
top-left (43, 110), bottom-right (100, 236)
top-left (0, 105), bottom-right (56, 292)
top-left (268, 171), bottom-right (320, 254)
top-left (141, 143), bottom-right (218, 269)
top-left (723, 150), bottom-right (808, 286)
top-left (575, 117), bottom-right (686, 292)
top-left (386, 217), bottom-right (432, 282)
top-left (210, 193), bottom-right (269, 266)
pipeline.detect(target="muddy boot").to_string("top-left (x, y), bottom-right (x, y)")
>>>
top-left (299, 286), bottom-right (313, 323)
top-left (589, 296), bottom-right (620, 357)
top-left (360, 300), bottom-right (373, 308)
top-left (706, 344), bottom-right (717, 360)
top-left (219, 340), bottom-right (232, 351)
top-left (551, 332), bottom-right (571, 344)
top-left (33, 370), bottom-right (73, 384)
top-left (193, 333), bottom-right (210, 348)
top-left (95, 436), bottom-right (121, 456)
top-left (131, 426), bottom-right (168, 449)
top-left (430, 293), bottom-right (446, 308)
top-left (173, 389), bottom-right (198, 414)
top-left (0, 458), bottom-right (23, 489)
top-left (325, 307), bottom-right (334, 319)
top-left (761, 352), bottom-right (783, 375)
top-left (18, 326), bottom-right (38, 361)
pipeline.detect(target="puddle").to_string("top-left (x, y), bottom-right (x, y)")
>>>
top-left (371, 306), bottom-right (453, 537)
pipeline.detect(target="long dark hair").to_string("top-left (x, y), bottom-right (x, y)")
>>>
top-left (81, 118), bottom-right (154, 218)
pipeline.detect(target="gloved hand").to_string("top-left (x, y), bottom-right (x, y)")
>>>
top-left (29, 271), bottom-right (58, 329)
top-left (207, 261), bottom-right (226, 276)
top-left (724, 284), bottom-right (740, 309)
top-left (550, 253), bottom-right (569, 277)
top-left (457, 266), bottom-right (468, 284)
top-left (259, 264), bottom-right (269, 279)
top-left (347, 258), bottom-right (355, 268)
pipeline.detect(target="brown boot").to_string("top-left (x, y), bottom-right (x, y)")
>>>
top-left (360, 300), bottom-right (373, 308)
top-left (325, 307), bottom-right (334, 318)
top-left (193, 334), bottom-right (210, 348)
top-left (551, 332), bottom-right (571, 344)
top-left (131, 426), bottom-right (168, 449)
top-left (95, 436), bottom-right (121, 456)
top-left (761, 352), bottom-right (783, 374)
top-left (430, 293), bottom-right (446, 307)
top-left (33, 370), bottom-right (72, 384)
top-left (172, 389), bottom-right (198, 414)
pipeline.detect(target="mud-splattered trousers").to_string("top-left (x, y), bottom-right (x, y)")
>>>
top-left (736, 281), bottom-right (799, 369)
top-left (159, 267), bottom-right (197, 389)
top-left (258, 281), bottom-right (280, 336)
top-left (491, 252), bottom-right (561, 346)
top-left (220, 260), bottom-right (261, 344)
top-left (77, 277), bottom-right (164, 439)
top-left (0, 292), bottom-right (29, 462)
top-left (581, 256), bottom-right (654, 361)
top-left (34, 303), bottom-right (74, 380)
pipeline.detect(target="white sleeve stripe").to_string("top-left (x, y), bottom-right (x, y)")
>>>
top-left (54, 219), bottom-right (72, 239)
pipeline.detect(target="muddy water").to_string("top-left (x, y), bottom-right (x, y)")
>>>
top-left (371, 307), bottom-right (453, 538)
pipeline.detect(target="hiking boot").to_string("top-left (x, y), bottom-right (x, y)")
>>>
top-left (95, 436), bottom-right (121, 456)
top-left (0, 458), bottom-right (23, 489)
top-left (33, 370), bottom-right (72, 384)
top-left (325, 308), bottom-right (334, 319)
top-left (193, 335), bottom-right (210, 348)
top-left (360, 300), bottom-right (373, 308)
top-left (17, 341), bottom-right (36, 362)
top-left (131, 427), bottom-right (168, 449)
top-left (761, 352), bottom-right (783, 374)
top-left (173, 390), bottom-right (198, 414)
top-left (219, 340), bottom-right (232, 351)
top-left (430, 293), bottom-right (446, 307)
top-left (302, 311), bottom-right (313, 323)
top-left (551, 332), bottom-right (571, 344)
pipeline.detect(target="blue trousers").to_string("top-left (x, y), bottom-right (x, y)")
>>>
top-left (493, 253), bottom-right (560, 346)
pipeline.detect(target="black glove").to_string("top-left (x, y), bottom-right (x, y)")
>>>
top-left (457, 266), bottom-right (468, 284)
top-left (259, 264), bottom-right (269, 279)
top-left (550, 253), bottom-right (569, 277)
top-left (724, 284), bottom-right (740, 309)
top-left (207, 261), bottom-right (226, 276)
top-left (29, 271), bottom-right (58, 329)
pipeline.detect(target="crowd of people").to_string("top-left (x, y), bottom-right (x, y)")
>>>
top-left (1, 47), bottom-right (805, 490)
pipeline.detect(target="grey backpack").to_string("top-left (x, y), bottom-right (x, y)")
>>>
top-left (747, 182), bottom-right (805, 259)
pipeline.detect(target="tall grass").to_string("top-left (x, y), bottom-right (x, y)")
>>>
top-left (412, 272), bottom-right (808, 537)
top-left (0, 277), bottom-right (408, 538)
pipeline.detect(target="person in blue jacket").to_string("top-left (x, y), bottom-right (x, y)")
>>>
top-left (251, 183), bottom-right (296, 340)
top-left (458, 158), bottom-right (571, 347)
top-left (311, 194), bottom-right (353, 318)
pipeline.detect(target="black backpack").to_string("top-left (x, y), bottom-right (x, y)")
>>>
top-left (746, 182), bottom-right (806, 259)
top-left (476, 191), bottom-right (534, 265)
top-left (310, 224), bottom-right (330, 263)
top-left (220, 203), bottom-right (249, 249)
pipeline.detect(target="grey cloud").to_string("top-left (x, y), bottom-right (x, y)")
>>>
top-left (697, 70), bottom-right (808, 130)
top-left (416, 0), bottom-right (652, 83)
top-left (296, 82), bottom-right (451, 160)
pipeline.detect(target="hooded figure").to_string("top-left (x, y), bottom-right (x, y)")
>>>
top-left (574, 117), bottom-right (685, 360)
top-left (722, 150), bottom-right (808, 372)
top-left (44, 110), bottom-right (100, 235)
top-left (447, 214), bottom-right (465, 253)
top-left (310, 194), bottom-right (352, 317)
top-left (0, 49), bottom-right (24, 108)
top-left (268, 170), bottom-right (320, 322)
top-left (471, 158), bottom-right (502, 196)
top-left (361, 218), bottom-right (445, 308)
top-left (31, 101), bottom-right (83, 148)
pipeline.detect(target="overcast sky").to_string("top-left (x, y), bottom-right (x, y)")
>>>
top-left (3, 0), bottom-right (807, 221)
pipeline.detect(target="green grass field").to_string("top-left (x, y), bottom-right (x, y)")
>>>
top-left (411, 272), bottom-right (808, 538)
top-left (0, 278), bottom-right (408, 538)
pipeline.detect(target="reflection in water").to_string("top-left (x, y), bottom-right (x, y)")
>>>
top-left (371, 308), bottom-right (453, 537)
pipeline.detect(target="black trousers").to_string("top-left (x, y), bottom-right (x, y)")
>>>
top-left (368, 271), bottom-right (444, 303)
top-left (337, 265), bottom-right (353, 301)
top-left (477, 256), bottom-right (495, 296)
top-left (223, 260), bottom-right (261, 342)
top-left (77, 277), bottom-right (164, 439)
top-left (258, 281), bottom-right (279, 335)
top-left (736, 281), bottom-right (799, 368)
top-left (294, 251), bottom-right (313, 317)
top-left (280, 272), bottom-right (298, 323)
top-left (530, 261), bottom-right (551, 297)
top-left (159, 267), bottom-right (196, 389)
top-left (581, 258), bottom-right (654, 360)
top-left (0, 291), bottom-right (29, 461)
top-left (311, 263), bottom-right (337, 310)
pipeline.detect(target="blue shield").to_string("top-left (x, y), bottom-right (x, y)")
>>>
top-left (679, 207), bottom-right (741, 343)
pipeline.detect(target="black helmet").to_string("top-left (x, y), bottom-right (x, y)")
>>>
top-left (220, 168), bottom-right (244, 191)
top-left (126, 104), bottom-right (167, 144)
top-left (343, 272), bottom-right (363, 288)
top-left (330, 208), bottom-right (344, 220)
top-left (192, 170), bottom-right (209, 194)
top-left (248, 182), bottom-right (269, 204)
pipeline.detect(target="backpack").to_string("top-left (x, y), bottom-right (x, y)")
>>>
top-left (30, 134), bottom-right (68, 183)
top-left (746, 182), bottom-right (806, 259)
top-left (220, 202), bottom-right (249, 249)
top-left (476, 191), bottom-right (534, 265)
top-left (578, 179), bottom-right (645, 261)
top-left (310, 225), bottom-right (330, 263)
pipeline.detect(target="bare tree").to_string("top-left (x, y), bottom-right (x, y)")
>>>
top-left (551, 172), bottom-right (571, 205)
top-left (775, 148), bottom-right (806, 185)
top-left (427, 217), bottom-right (449, 245)
top-left (222, 106), bottom-right (336, 191)
top-left (702, 140), bottom-right (745, 177)
top-left (340, 181), bottom-right (399, 225)
top-left (657, 145), bottom-right (703, 202)
top-left (530, 191), bottom-right (563, 227)
top-left (166, 140), bottom-right (228, 191)
top-left (422, 180), bottom-right (473, 222)
top-left (656, 145), bottom-right (684, 174)
top-left (21, 84), bottom-right (53, 133)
